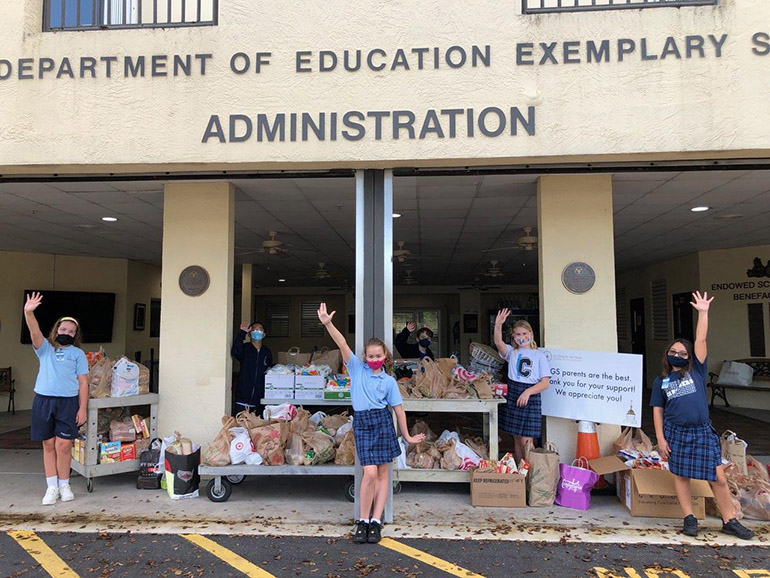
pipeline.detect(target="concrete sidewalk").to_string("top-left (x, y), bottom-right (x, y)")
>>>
top-left (0, 449), bottom-right (767, 547)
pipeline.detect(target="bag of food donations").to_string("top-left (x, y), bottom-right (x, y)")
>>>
top-left (111, 357), bottom-right (140, 397)
top-left (525, 441), bottom-right (560, 507)
top-left (203, 415), bottom-right (237, 467)
top-left (228, 427), bottom-right (255, 465)
top-left (164, 443), bottom-right (201, 500)
top-left (555, 458), bottom-right (599, 511)
top-left (88, 356), bottom-right (112, 398)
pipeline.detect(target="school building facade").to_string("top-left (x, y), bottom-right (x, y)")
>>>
top-left (1, 0), bottom-right (769, 460)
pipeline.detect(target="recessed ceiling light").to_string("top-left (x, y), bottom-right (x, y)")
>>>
top-left (690, 206), bottom-right (710, 212)
top-left (278, 278), bottom-right (286, 283)
top-left (392, 213), bottom-right (402, 218)
top-left (101, 216), bottom-right (119, 222)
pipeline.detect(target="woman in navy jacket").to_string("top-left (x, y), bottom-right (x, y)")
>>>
top-left (231, 321), bottom-right (273, 413)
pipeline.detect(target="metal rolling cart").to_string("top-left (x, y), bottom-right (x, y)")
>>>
top-left (199, 396), bottom-right (504, 504)
top-left (199, 398), bottom-right (355, 503)
top-left (70, 393), bottom-right (159, 492)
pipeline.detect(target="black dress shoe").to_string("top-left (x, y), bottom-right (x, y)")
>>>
top-left (722, 518), bottom-right (754, 540)
top-left (367, 521), bottom-right (382, 543)
top-left (353, 520), bottom-right (369, 544)
top-left (681, 514), bottom-right (699, 537)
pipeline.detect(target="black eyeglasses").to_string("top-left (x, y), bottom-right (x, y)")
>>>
top-left (667, 349), bottom-right (689, 359)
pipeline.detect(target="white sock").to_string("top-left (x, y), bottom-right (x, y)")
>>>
top-left (46, 476), bottom-right (58, 489)
top-left (371, 518), bottom-right (381, 526)
top-left (58, 478), bottom-right (70, 488)
top-left (359, 518), bottom-right (370, 524)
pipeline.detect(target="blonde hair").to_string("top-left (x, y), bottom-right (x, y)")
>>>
top-left (48, 316), bottom-right (83, 348)
top-left (363, 338), bottom-right (394, 374)
top-left (511, 320), bottom-right (537, 349)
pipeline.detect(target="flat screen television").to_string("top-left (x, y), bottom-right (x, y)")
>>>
top-left (20, 290), bottom-right (116, 344)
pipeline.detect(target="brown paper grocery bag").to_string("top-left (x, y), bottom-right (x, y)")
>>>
top-left (526, 441), bottom-right (560, 507)
top-left (721, 430), bottom-right (748, 476)
top-left (277, 346), bottom-right (312, 366)
top-left (309, 348), bottom-right (342, 373)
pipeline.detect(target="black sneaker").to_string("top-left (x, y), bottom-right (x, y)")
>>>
top-left (353, 520), bottom-right (369, 544)
top-left (682, 514), bottom-right (699, 537)
top-left (722, 518), bottom-right (755, 540)
top-left (367, 521), bottom-right (382, 544)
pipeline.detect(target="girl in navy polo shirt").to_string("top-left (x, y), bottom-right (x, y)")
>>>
top-left (493, 310), bottom-right (550, 462)
top-left (651, 291), bottom-right (753, 540)
top-left (317, 303), bottom-right (425, 544)
top-left (24, 292), bottom-right (89, 506)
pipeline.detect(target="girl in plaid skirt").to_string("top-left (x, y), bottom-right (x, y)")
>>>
top-left (317, 303), bottom-right (425, 544)
top-left (651, 291), bottom-right (753, 540)
top-left (493, 309), bottom-right (551, 462)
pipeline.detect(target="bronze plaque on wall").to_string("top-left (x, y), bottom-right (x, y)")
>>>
top-left (179, 266), bottom-right (210, 297)
top-left (562, 262), bottom-right (596, 294)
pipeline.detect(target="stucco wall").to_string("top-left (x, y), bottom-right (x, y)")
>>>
top-left (1, 0), bottom-right (769, 172)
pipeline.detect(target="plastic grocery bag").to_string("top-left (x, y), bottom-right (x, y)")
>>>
top-left (285, 433), bottom-right (305, 466)
top-left (334, 420), bottom-right (353, 444)
top-left (88, 356), bottom-right (112, 398)
top-left (555, 458), bottom-right (599, 511)
top-left (110, 419), bottom-right (137, 442)
top-left (397, 436), bottom-right (410, 469)
top-left (228, 427), bottom-right (254, 465)
top-left (165, 444), bottom-right (201, 500)
top-left (262, 403), bottom-right (297, 422)
top-left (309, 411), bottom-right (328, 425)
top-left (716, 361), bottom-right (754, 387)
top-left (454, 440), bottom-right (481, 470)
top-left (111, 357), bottom-right (140, 397)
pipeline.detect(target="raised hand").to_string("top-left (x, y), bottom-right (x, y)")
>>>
top-left (495, 308), bottom-right (510, 326)
top-left (24, 292), bottom-right (43, 313)
top-left (690, 290), bottom-right (714, 312)
top-left (240, 321), bottom-right (250, 332)
top-left (406, 321), bottom-right (416, 332)
top-left (317, 302), bottom-right (335, 326)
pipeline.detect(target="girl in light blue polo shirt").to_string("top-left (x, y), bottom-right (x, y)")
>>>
top-left (24, 292), bottom-right (89, 506)
top-left (317, 303), bottom-right (425, 545)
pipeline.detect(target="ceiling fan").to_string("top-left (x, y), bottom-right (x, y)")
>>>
top-left (393, 241), bottom-right (419, 263)
top-left (459, 278), bottom-right (502, 292)
top-left (399, 269), bottom-right (419, 285)
top-left (482, 226), bottom-right (538, 253)
top-left (235, 231), bottom-right (298, 257)
top-left (484, 261), bottom-right (505, 278)
top-left (298, 262), bottom-right (347, 281)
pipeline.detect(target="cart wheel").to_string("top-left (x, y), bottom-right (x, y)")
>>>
top-left (344, 478), bottom-right (355, 503)
top-left (392, 481), bottom-right (402, 495)
top-left (86, 479), bottom-right (93, 493)
top-left (226, 474), bottom-right (246, 485)
top-left (206, 478), bottom-right (232, 502)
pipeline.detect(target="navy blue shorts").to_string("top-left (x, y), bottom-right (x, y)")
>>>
top-left (665, 421), bottom-right (722, 482)
top-left (499, 380), bottom-right (542, 438)
top-left (31, 394), bottom-right (79, 441)
top-left (353, 408), bottom-right (400, 466)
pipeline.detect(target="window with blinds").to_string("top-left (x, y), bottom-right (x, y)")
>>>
top-left (616, 287), bottom-right (628, 341)
top-left (301, 302), bottom-right (325, 338)
top-left (264, 301), bottom-right (290, 338)
top-left (650, 279), bottom-right (669, 341)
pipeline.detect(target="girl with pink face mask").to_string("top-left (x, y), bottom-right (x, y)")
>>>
top-left (317, 303), bottom-right (425, 545)
top-left (493, 310), bottom-right (551, 462)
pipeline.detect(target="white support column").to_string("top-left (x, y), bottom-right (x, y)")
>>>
top-left (159, 182), bottom-right (235, 444)
top-left (537, 174), bottom-right (620, 462)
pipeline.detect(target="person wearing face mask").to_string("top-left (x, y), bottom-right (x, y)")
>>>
top-left (231, 321), bottom-right (273, 414)
top-left (493, 310), bottom-right (550, 463)
top-left (651, 291), bottom-right (754, 541)
top-left (23, 292), bottom-right (88, 506)
top-left (394, 321), bottom-right (435, 360)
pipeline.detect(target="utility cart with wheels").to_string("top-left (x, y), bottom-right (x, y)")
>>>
top-left (70, 393), bottom-right (159, 492)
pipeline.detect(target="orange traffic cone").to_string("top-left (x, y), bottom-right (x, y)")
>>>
top-left (576, 420), bottom-right (606, 489)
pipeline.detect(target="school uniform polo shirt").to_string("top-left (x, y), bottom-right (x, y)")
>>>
top-left (34, 339), bottom-right (88, 397)
top-left (345, 354), bottom-right (403, 412)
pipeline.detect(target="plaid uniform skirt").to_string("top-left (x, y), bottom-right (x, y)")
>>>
top-left (499, 380), bottom-right (542, 438)
top-left (664, 421), bottom-right (721, 482)
top-left (353, 408), bottom-right (400, 466)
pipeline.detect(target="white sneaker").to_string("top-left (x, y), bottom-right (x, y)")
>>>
top-left (59, 483), bottom-right (74, 502)
top-left (42, 486), bottom-right (59, 506)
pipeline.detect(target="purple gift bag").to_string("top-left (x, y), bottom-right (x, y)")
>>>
top-left (555, 458), bottom-right (599, 510)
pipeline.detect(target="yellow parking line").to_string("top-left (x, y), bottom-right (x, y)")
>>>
top-left (8, 530), bottom-right (79, 577)
top-left (379, 537), bottom-right (485, 578)
top-left (181, 534), bottom-right (276, 577)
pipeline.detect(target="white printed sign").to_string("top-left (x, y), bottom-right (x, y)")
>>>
top-left (540, 349), bottom-right (643, 427)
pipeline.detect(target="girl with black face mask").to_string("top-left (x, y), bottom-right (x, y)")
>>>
top-left (23, 292), bottom-right (89, 506)
top-left (650, 291), bottom-right (754, 541)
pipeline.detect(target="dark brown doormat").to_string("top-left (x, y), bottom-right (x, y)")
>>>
top-left (0, 427), bottom-right (41, 450)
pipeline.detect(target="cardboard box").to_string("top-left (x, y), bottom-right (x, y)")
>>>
top-left (295, 375), bottom-right (326, 391)
top-left (99, 441), bottom-right (122, 464)
top-left (264, 387), bottom-right (294, 400)
top-left (265, 374), bottom-right (295, 389)
top-left (294, 389), bottom-right (324, 400)
top-left (589, 456), bottom-right (713, 519)
top-left (121, 442), bottom-right (137, 461)
top-left (470, 469), bottom-right (526, 507)
top-left (71, 438), bottom-right (85, 464)
top-left (324, 389), bottom-right (351, 400)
